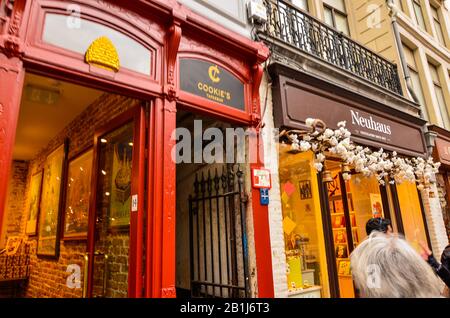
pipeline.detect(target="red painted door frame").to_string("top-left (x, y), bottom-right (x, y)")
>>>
top-left (0, 0), bottom-right (274, 298)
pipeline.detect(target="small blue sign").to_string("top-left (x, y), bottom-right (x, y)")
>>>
top-left (260, 188), bottom-right (269, 206)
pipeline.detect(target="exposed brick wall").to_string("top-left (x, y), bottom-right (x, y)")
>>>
top-left (1, 161), bottom-right (29, 247)
top-left (14, 93), bottom-right (139, 298)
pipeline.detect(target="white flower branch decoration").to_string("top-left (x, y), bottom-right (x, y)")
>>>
top-left (280, 118), bottom-right (440, 189)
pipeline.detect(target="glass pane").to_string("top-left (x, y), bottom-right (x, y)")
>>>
top-left (403, 45), bottom-right (416, 68)
top-left (435, 85), bottom-right (450, 129)
top-left (43, 14), bottom-right (151, 75)
top-left (324, 7), bottom-right (334, 27)
top-left (431, 6), bottom-right (439, 20)
top-left (434, 21), bottom-right (446, 45)
top-left (347, 175), bottom-right (386, 245)
top-left (93, 121), bottom-right (134, 298)
top-left (325, 161), bottom-right (354, 298)
top-left (279, 148), bottom-right (330, 298)
top-left (291, 0), bottom-right (309, 11)
top-left (413, 2), bottom-right (426, 31)
top-left (335, 13), bottom-right (350, 35)
top-left (395, 182), bottom-right (427, 252)
top-left (429, 63), bottom-right (440, 84)
top-left (323, 0), bottom-right (346, 12)
top-left (394, 0), bottom-right (403, 11)
top-left (409, 68), bottom-right (429, 120)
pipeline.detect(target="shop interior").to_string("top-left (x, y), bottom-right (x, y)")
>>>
top-left (1, 72), bottom-right (142, 297)
top-left (279, 145), bottom-right (430, 298)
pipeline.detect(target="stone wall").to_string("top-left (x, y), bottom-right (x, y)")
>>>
top-left (12, 92), bottom-right (138, 298)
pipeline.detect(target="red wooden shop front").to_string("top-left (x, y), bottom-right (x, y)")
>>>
top-left (0, 0), bottom-right (273, 297)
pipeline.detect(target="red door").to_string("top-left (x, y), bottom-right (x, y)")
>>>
top-left (84, 105), bottom-right (146, 298)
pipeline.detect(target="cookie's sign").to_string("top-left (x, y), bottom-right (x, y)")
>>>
top-left (180, 58), bottom-right (245, 110)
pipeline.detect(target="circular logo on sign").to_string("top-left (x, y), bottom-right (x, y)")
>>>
top-left (208, 65), bottom-right (220, 83)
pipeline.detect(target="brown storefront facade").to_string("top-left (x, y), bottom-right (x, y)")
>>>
top-left (429, 125), bottom-right (450, 240)
top-left (269, 63), bottom-right (434, 298)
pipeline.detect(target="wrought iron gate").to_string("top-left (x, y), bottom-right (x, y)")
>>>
top-left (189, 165), bottom-right (250, 298)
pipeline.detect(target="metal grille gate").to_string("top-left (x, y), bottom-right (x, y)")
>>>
top-left (189, 165), bottom-right (250, 297)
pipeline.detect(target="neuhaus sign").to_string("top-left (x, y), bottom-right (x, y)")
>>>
top-left (273, 75), bottom-right (427, 157)
top-left (350, 110), bottom-right (392, 141)
top-left (179, 58), bottom-right (245, 110)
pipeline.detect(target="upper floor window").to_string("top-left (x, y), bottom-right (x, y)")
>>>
top-left (393, 0), bottom-right (403, 11)
top-left (403, 45), bottom-right (428, 120)
top-left (430, 5), bottom-right (446, 46)
top-left (289, 0), bottom-right (309, 12)
top-left (42, 13), bottom-right (151, 75)
top-left (429, 63), bottom-right (450, 128)
top-left (323, 0), bottom-right (349, 36)
top-left (412, 0), bottom-right (427, 31)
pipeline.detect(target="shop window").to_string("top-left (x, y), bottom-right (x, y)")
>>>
top-left (323, 0), bottom-right (349, 36)
top-left (395, 181), bottom-right (428, 251)
top-left (42, 13), bottom-right (151, 75)
top-left (279, 148), bottom-right (330, 298)
top-left (325, 160), bottom-right (388, 298)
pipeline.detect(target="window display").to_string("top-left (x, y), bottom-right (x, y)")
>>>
top-left (326, 164), bottom-right (355, 298)
top-left (279, 148), bottom-right (330, 298)
top-left (396, 181), bottom-right (428, 251)
top-left (326, 160), bottom-right (387, 298)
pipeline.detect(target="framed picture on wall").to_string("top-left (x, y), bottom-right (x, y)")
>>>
top-left (25, 171), bottom-right (43, 235)
top-left (334, 229), bottom-right (347, 244)
top-left (37, 141), bottom-right (68, 258)
top-left (338, 260), bottom-right (351, 276)
top-left (331, 214), bottom-right (345, 228)
top-left (335, 244), bottom-right (348, 259)
top-left (299, 180), bottom-right (312, 200)
top-left (62, 148), bottom-right (93, 240)
top-left (107, 124), bottom-right (133, 230)
top-left (370, 193), bottom-right (384, 218)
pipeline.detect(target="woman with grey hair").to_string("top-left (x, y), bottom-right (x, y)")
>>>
top-left (350, 232), bottom-right (443, 298)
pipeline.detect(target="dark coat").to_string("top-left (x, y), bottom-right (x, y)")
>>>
top-left (428, 244), bottom-right (450, 289)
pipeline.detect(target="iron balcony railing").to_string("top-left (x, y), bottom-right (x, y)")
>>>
top-left (263, 0), bottom-right (403, 95)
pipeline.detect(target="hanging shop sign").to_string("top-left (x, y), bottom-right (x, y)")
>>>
top-left (179, 58), bottom-right (245, 110)
top-left (429, 125), bottom-right (450, 167)
top-left (434, 138), bottom-right (450, 166)
top-left (273, 75), bottom-right (427, 157)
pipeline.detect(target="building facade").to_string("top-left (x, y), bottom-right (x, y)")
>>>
top-left (0, 0), bottom-right (275, 298)
top-left (0, 0), bottom-right (448, 299)
top-left (348, 0), bottom-right (450, 245)
top-left (171, 0), bottom-right (449, 298)
top-left (255, 0), bottom-right (449, 298)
